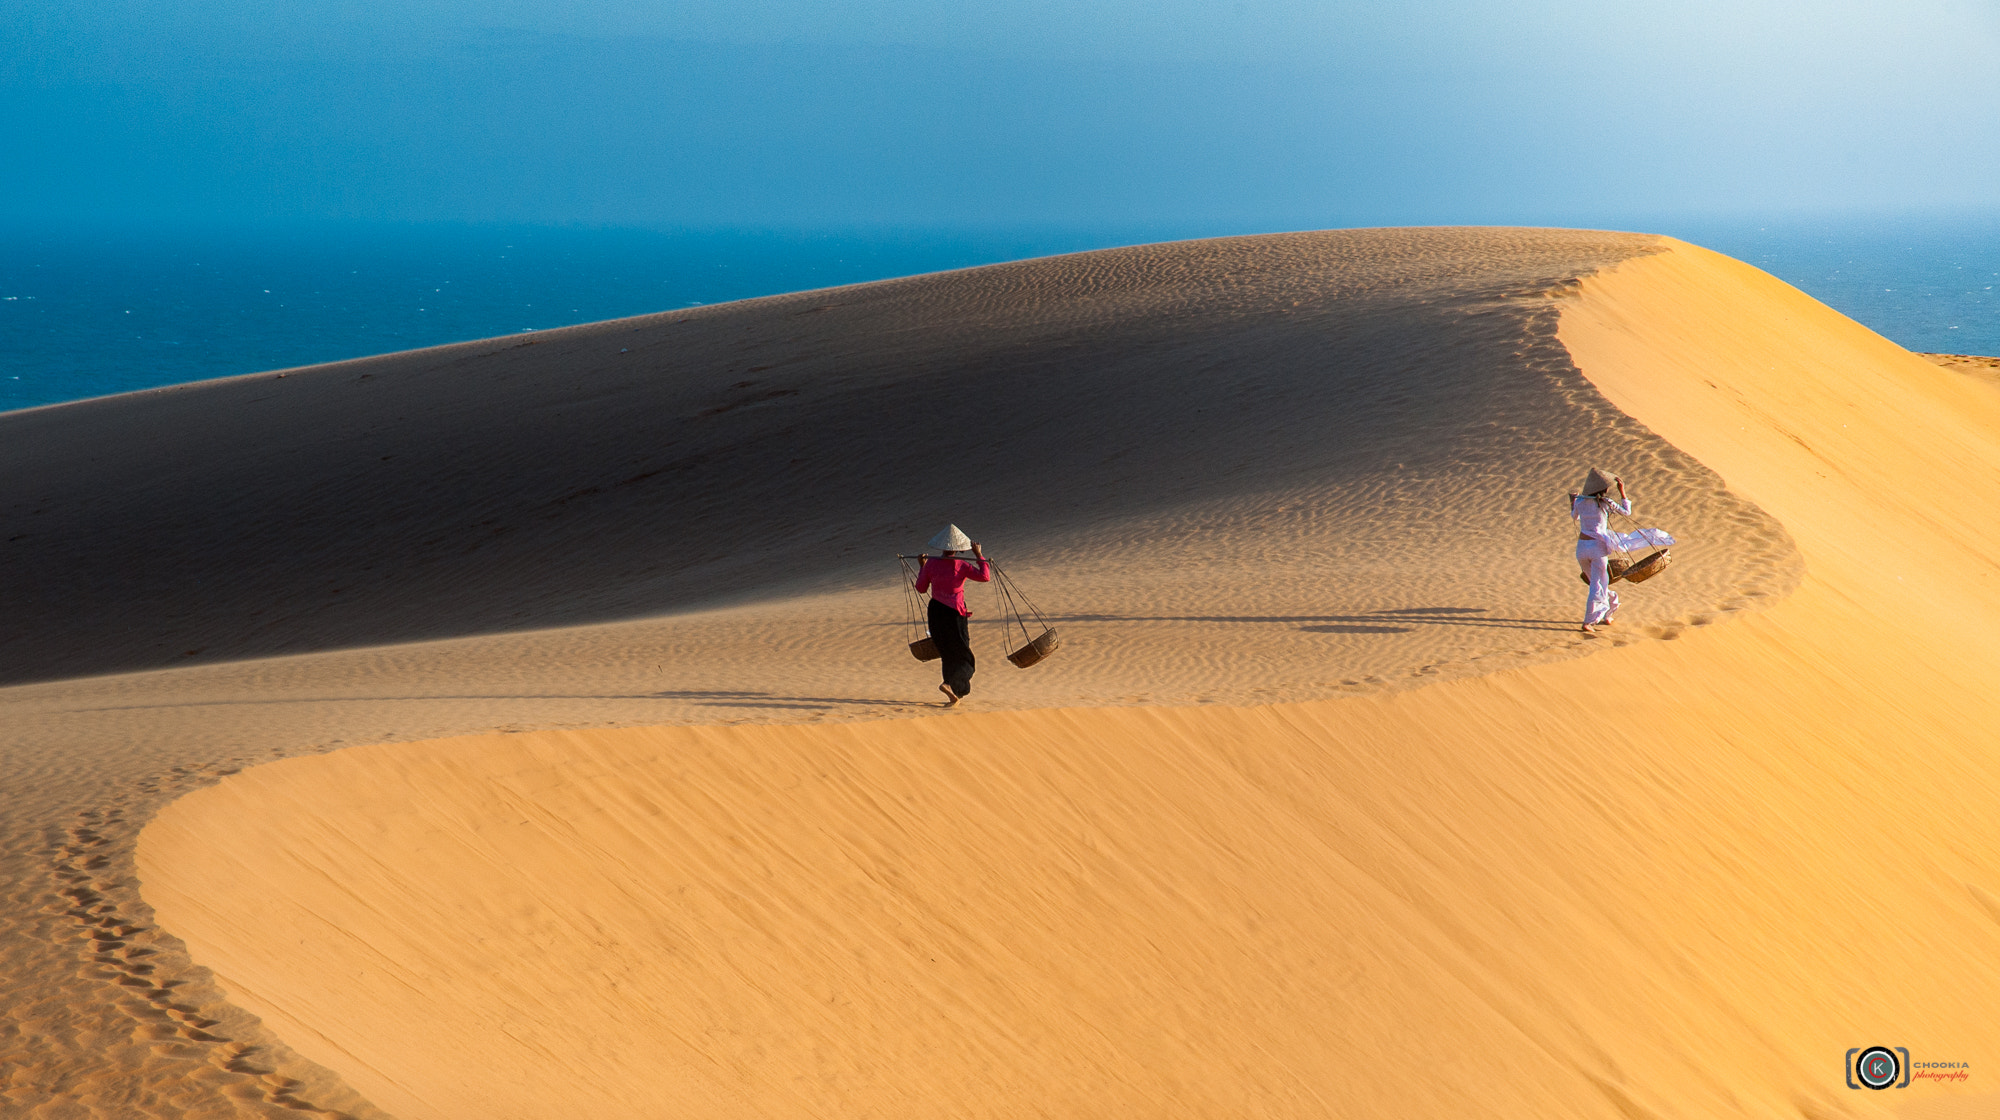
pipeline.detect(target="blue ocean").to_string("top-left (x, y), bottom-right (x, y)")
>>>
top-left (3, 217), bottom-right (1996, 414)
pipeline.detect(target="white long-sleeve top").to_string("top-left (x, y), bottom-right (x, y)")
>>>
top-left (1572, 493), bottom-right (1632, 553)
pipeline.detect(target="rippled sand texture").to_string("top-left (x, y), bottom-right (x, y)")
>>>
top-left (0, 229), bottom-right (1794, 698)
top-left (135, 239), bottom-right (2000, 1120)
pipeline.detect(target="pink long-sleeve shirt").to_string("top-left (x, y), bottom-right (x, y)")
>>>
top-left (915, 556), bottom-right (990, 615)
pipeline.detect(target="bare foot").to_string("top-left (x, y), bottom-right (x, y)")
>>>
top-left (938, 682), bottom-right (960, 706)
top-left (1580, 623), bottom-right (1597, 633)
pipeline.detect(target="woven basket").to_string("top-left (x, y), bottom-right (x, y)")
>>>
top-left (909, 636), bottom-right (940, 662)
top-left (1621, 549), bottom-right (1673, 584)
top-left (1007, 628), bottom-right (1060, 669)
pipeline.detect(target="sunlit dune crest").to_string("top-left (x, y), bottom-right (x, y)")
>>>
top-left (107, 231), bottom-right (2000, 1117)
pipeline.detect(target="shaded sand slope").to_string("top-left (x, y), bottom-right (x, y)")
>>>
top-left (133, 240), bottom-right (2000, 1118)
top-left (0, 229), bottom-right (1793, 686)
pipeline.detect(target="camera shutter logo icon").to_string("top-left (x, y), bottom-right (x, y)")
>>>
top-left (1847, 1046), bottom-right (1910, 1090)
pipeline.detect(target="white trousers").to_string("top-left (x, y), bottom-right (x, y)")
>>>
top-left (1576, 541), bottom-right (1621, 625)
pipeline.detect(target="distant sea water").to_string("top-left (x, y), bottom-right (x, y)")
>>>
top-left (3, 217), bottom-right (1996, 413)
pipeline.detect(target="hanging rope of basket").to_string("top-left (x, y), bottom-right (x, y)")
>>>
top-left (1610, 507), bottom-right (1674, 584)
top-left (895, 554), bottom-right (941, 661)
top-left (988, 559), bottom-right (1061, 669)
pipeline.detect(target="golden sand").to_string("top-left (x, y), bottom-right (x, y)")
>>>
top-left (5, 231), bottom-right (1997, 1117)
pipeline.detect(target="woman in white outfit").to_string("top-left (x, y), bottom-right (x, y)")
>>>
top-left (1572, 467), bottom-right (1631, 632)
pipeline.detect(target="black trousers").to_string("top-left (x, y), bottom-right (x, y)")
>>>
top-left (928, 597), bottom-right (975, 697)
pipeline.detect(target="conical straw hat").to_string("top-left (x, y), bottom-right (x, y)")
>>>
top-left (1578, 467), bottom-right (1616, 495)
top-left (929, 524), bottom-right (972, 552)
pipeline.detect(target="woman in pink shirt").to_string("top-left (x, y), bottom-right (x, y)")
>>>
top-left (913, 524), bottom-right (991, 704)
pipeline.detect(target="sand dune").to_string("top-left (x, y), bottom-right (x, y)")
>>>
top-left (0, 229), bottom-right (1791, 689)
top-left (7, 230), bottom-right (1998, 1117)
top-left (137, 239), bottom-right (2000, 1118)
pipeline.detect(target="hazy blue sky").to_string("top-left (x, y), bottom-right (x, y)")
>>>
top-left (5, 0), bottom-right (1997, 228)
